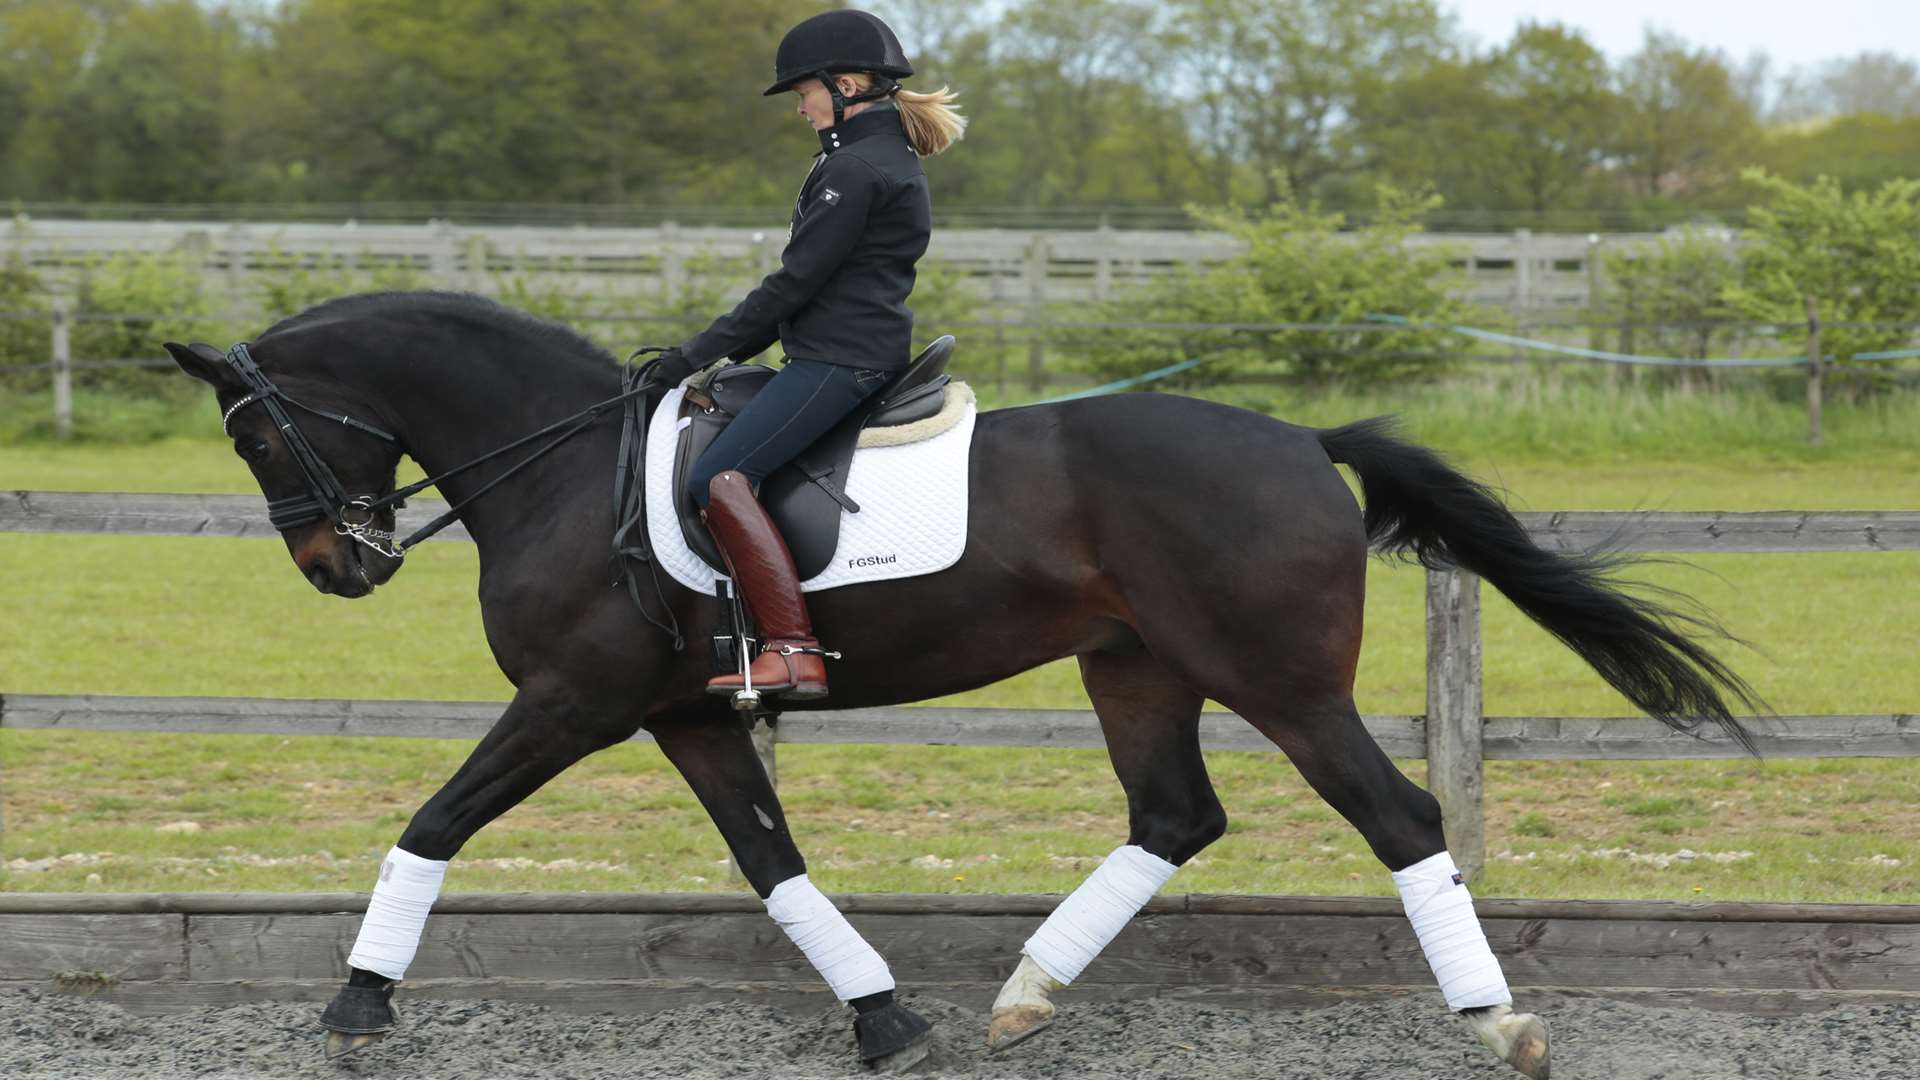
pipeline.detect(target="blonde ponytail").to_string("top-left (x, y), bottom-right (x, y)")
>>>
top-left (843, 72), bottom-right (967, 157)
top-left (895, 85), bottom-right (967, 157)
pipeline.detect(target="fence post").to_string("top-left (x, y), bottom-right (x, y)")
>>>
top-left (464, 234), bottom-right (489, 293)
top-left (50, 299), bottom-right (72, 439)
top-left (1425, 566), bottom-right (1485, 882)
top-left (661, 221), bottom-right (685, 309)
top-left (1804, 297), bottom-right (1824, 447)
top-left (1024, 235), bottom-right (1049, 393)
top-left (1092, 219), bottom-right (1113, 302)
top-left (1584, 234), bottom-right (1603, 352)
top-left (429, 219), bottom-right (457, 282)
top-left (1513, 228), bottom-right (1533, 314)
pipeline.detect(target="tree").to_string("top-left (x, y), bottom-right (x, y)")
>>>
top-left (71, 0), bottom-right (241, 202)
top-left (1775, 51), bottom-right (1920, 122)
top-left (1614, 31), bottom-right (1757, 201)
top-left (1753, 113), bottom-right (1920, 194)
top-left (1477, 23), bottom-right (1618, 213)
top-left (0, 1), bottom-right (116, 199)
top-left (1162, 0), bottom-right (1454, 206)
top-left (1358, 22), bottom-right (1619, 219)
top-left (1091, 183), bottom-right (1469, 383)
top-left (1724, 171), bottom-right (1920, 373)
top-left (991, 0), bottom-right (1159, 206)
top-left (249, 0), bottom-right (792, 204)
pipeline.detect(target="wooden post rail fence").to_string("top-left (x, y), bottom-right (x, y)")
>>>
top-left (2, 219), bottom-right (1645, 312)
top-left (5, 491), bottom-right (1919, 880)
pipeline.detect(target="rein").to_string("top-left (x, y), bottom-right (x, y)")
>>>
top-left (220, 342), bottom-right (668, 560)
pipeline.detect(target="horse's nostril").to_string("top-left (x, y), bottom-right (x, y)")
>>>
top-left (307, 562), bottom-right (333, 593)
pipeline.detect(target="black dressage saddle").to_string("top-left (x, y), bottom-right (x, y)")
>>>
top-left (672, 335), bottom-right (957, 579)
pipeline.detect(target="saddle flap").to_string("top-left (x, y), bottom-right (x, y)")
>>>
top-left (670, 337), bottom-right (962, 581)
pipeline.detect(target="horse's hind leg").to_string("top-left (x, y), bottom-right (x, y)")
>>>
top-left (1241, 693), bottom-right (1551, 1079)
top-left (988, 649), bottom-right (1218, 1051)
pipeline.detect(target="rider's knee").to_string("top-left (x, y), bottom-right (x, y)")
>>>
top-left (687, 460), bottom-right (721, 509)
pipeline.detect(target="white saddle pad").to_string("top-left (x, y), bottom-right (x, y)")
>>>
top-left (645, 385), bottom-right (975, 594)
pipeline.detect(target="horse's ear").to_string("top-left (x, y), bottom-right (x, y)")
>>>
top-left (164, 342), bottom-right (240, 391)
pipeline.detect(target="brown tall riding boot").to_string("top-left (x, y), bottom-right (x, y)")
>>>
top-left (702, 470), bottom-right (832, 702)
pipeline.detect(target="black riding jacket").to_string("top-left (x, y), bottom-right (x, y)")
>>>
top-left (680, 102), bottom-right (931, 373)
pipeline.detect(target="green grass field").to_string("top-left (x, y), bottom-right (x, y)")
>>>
top-left (3, 378), bottom-right (1918, 901)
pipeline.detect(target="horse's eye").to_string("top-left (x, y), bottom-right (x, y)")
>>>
top-left (239, 440), bottom-right (271, 463)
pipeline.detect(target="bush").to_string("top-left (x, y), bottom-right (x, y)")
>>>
top-left (1085, 184), bottom-right (1473, 385)
top-left (1593, 228), bottom-right (1748, 361)
top-left (0, 258), bottom-right (47, 393)
top-left (72, 252), bottom-right (233, 395)
top-left (1725, 171), bottom-right (1920, 393)
top-left (493, 266), bottom-right (600, 327)
top-left (254, 241), bottom-right (425, 320)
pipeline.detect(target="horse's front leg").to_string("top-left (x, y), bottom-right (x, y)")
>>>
top-left (319, 685), bottom-right (636, 1058)
top-left (651, 705), bottom-right (933, 1073)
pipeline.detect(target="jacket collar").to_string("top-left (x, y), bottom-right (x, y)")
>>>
top-left (818, 101), bottom-right (903, 156)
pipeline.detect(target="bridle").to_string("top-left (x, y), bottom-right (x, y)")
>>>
top-left (220, 342), bottom-right (412, 558)
top-left (219, 341), bottom-right (666, 563)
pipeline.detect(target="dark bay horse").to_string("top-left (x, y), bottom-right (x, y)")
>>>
top-left (166, 291), bottom-right (1755, 1077)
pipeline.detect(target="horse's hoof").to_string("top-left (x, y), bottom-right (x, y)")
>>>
top-left (986, 1006), bottom-right (1053, 1053)
top-left (1503, 1014), bottom-right (1550, 1079)
top-left (320, 982), bottom-right (397, 1059)
top-left (324, 1029), bottom-right (386, 1060)
top-left (866, 1036), bottom-right (931, 1074)
top-left (856, 1002), bottom-right (933, 1073)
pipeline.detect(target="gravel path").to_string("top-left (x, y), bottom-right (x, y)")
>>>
top-left (4, 989), bottom-right (1916, 1079)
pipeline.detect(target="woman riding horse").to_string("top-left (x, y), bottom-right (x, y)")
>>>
top-left (650, 8), bottom-right (965, 703)
top-left (168, 11), bottom-right (1758, 1076)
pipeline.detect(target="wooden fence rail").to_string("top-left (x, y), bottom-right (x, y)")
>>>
top-left (5, 217), bottom-right (1644, 311)
top-left (5, 491), bottom-right (1918, 879)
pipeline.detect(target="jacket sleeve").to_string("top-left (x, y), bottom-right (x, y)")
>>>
top-left (679, 155), bottom-right (884, 365)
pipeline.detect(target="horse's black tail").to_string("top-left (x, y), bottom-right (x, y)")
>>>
top-left (1317, 416), bottom-right (1762, 752)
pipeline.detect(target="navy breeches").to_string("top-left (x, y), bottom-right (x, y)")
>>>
top-left (687, 358), bottom-right (890, 508)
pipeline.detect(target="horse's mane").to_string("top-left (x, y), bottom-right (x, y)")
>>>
top-left (258, 290), bottom-right (621, 376)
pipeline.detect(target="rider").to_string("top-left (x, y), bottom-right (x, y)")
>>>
top-left (649, 9), bottom-right (965, 702)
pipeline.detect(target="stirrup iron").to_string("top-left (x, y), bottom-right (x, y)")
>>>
top-left (731, 635), bottom-right (761, 712)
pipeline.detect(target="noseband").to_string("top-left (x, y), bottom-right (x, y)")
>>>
top-left (218, 341), bottom-right (668, 564)
top-left (220, 342), bottom-right (407, 558)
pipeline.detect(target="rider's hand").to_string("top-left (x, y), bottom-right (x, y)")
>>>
top-left (650, 346), bottom-right (698, 387)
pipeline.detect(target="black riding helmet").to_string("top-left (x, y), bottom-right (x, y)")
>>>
top-left (764, 9), bottom-right (913, 128)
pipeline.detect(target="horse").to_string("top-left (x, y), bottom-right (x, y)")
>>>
top-left (165, 290), bottom-right (1758, 1077)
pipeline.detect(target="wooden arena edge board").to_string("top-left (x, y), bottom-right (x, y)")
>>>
top-left (3, 892), bottom-right (1917, 1014)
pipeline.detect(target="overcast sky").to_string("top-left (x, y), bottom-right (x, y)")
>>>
top-left (1449, 0), bottom-right (1915, 68)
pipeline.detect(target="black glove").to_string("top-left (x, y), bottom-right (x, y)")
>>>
top-left (649, 346), bottom-right (698, 387)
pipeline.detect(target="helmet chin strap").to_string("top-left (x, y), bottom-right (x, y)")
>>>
top-left (815, 70), bottom-right (901, 128)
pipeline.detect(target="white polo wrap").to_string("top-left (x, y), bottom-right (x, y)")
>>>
top-left (1022, 844), bottom-right (1179, 985)
top-left (765, 875), bottom-right (895, 1001)
top-left (346, 845), bottom-right (448, 981)
top-left (1392, 850), bottom-right (1512, 1010)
